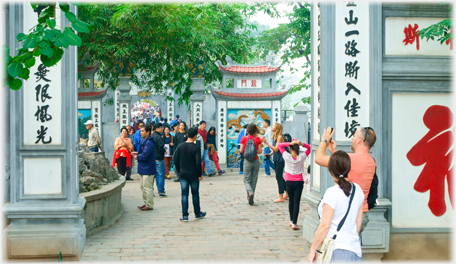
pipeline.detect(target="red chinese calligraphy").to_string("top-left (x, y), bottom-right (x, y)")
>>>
top-left (251, 80), bottom-right (257, 87)
top-left (403, 23), bottom-right (420, 50)
top-left (406, 105), bottom-right (454, 217)
top-left (241, 80), bottom-right (247, 87)
top-left (446, 29), bottom-right (453, 50)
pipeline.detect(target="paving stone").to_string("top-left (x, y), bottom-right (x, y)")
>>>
top-left (82, 171), bottom-right (310, 261)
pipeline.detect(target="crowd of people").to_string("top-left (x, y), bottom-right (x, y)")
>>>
top-left (84, 107), bottom-right (378, 262)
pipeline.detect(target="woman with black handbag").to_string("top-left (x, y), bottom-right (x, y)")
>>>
top-left (307, 150), bottom-right (364, 263)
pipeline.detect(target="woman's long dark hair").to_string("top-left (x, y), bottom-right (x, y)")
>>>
top-left (208, 126), bottom-right (216, 137)
top-left (328, 151), bottom-right (352, 197)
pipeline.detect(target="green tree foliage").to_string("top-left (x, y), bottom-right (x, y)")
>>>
top-left (418, 4), bottom-right (452, 45)
top-left (78, 3), bottom-right (278, 105)
top-left (255, 2), bottom-right (311, 106)
top-left (4, 3), bottom-right (92, 90)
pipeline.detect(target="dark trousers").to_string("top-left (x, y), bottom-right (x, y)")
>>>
top-left (286, 181), bottom-right (304, 225)
top-left (117, 156), bottom-right (132, 179)
top-left (274, 161), bottom-right (286, 194)
top-left (180, 177), bottom-right (201, 217)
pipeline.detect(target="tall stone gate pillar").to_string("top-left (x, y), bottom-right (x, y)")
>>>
top-left (3, 4), bottom-right (86, 259)
top-left (117, 76), bottom-right (132, 129)
top-left (188, 60), bottom-right (207, 126)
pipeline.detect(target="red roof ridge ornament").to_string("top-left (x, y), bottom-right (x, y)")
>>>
top-left (215, 55), bottom-right (281, 74)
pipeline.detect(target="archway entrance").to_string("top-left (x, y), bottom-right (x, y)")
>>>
top-left (131, 98), bottom-right (161, 124)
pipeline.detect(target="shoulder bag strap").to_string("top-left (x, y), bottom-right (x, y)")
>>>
top-left (332, 183), bottom-right (356, 240)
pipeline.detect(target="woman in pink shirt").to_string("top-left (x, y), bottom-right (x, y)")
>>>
top-left (278, 140), bottom-right (311, 230)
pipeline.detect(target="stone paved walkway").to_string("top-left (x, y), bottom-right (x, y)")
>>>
top-left (81, 170), bottom-right (311, 262)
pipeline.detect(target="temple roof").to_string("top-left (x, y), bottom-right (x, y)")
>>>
top-left (78, 89), bottom-right (108, 100)
top-left (215, 55), bottom-right (282, 75)
top-left (211, 88), bottom-right (290, 101)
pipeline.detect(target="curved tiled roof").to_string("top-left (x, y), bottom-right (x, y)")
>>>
top-left (212, 90), bottom-right (288, 98)
top-left (218, 65), bottom-right (281, 73)
top-left (78, 90), bottom-right (107, 97)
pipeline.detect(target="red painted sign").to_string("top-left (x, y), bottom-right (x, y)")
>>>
top-left (403, 23), bottom-right (420, 50)
top-left (406, 105), bottom-right (454, 217)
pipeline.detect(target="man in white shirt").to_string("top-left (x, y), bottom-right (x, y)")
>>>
top-left (262, 119), bottom-right (275, 177)
top-left (85, 120), bottom-right (103, 152)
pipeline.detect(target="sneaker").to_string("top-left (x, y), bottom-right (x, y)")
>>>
top-left (202, 172), bottom-right (208, 176)
top-left (173, 178), bottom-right (180, 182)
top-left (159, 193), bottom-right (167, 197)
top-left (180, 216), bottom-right (189, 221)
top-left (248, 193), bottom-right (254, 205)
top-left (126, 178), bottom-right (134, 181)
top-left (239, 171), bottom-right (244, 175)
top-left (195, 212), bottom-right (207, 219)
top-left (208, 172), bottom-right (217, 177)
top-left (262, 174), bottom-right (271, 177)
top-left (218, 170), bottom-right (225, 176)
top-left (165, 175), bottom-right (171, 180)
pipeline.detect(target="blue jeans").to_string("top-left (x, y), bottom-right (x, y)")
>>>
top-left (180, 177), bottom-right (201, 217)
top-left (154, 160), bottom-right (166, 193)
top-left (263, 147), bottom-right (275, 175)
top-left (237, 145), bottom-right (244, 172)
top-left (89, 146), bottom-right (99, 152)
top-left (202, 149), bottom-right (213, 174)
top-left (330, 249), bottom-right (361, 262)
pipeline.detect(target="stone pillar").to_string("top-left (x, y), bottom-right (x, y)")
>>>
top-left (117, 76), bottom-right (132, 129)
top-left (3, 4), bottom-right (86, 259)
top-left (190, 77), bottom-right (205, 127)
top-left (293, 102), bottom-right (310, 143)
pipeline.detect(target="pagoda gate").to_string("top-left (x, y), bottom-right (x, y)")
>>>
top-left (211, 56), bottom-right (290, 168)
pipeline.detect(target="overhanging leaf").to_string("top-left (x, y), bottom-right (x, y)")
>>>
top-left (59, 3), bottom-right (70, 13)
top-left (9, 78), bottom-right (23, 90)
top-left (18, 68), bottom-right (30, 80)
top-left (16, 33), bottom-right (27, 41)
top-left (22, 38), bottom-right (37, 49)
top-left (4, 45), bottom-right (10, 56)
top-left (8, 62), bottom-right (24, 78)
top-left (71, 20), bottom-right (89, 33)
top-left (63, 27), bottom-right (82, 46)
top-left (25, 57), bottom-right (36, 68)
top-left (40, 54), bottom-right (54, 67)
top-left (47, 19), bottom-right (56, 29)
top-left (65, 12), bottom-right (78, 23)
top-left (40, 46), bottom-right (54, 57)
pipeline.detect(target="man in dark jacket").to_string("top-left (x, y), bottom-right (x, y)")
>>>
top-left (173, 127), bottom-right (206, 221)
top-left (133, 124), bottom-right (156, 210)
top-left (151, 122), bottom-right (167, 197)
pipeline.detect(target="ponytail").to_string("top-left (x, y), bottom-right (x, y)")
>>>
top-left (337, 176), bottom-right (352, 197)
top-left (328, 150), bottom-right (352, 197)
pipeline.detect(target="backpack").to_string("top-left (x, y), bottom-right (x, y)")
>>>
top-left (244, 136), bottom-right (257, 162)
top-left (283, 133), bottom-right (292, 143)
top-left (367, 159), bottom-right (378, 210)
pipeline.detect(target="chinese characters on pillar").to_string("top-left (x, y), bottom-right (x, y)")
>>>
top-left (121, 103), bottom-right (128, 126)
top-left (194, 102), bottom-right (202, 125)
top-left (34, 64), bottom-right (53, 144)
top-left (337, 2), bottom-right (369, 139)
top-left (94, 107), bottom-right (99, 129)
top-left (115, 91), bottom-right (120, 121)
top-left (219, 106), bottom-right (225, 148)
top-left (167, 90), bottom-right (174, 121)
top-left (313, 2), bottom-right (321, 140)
